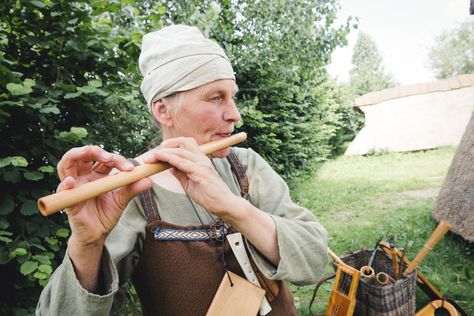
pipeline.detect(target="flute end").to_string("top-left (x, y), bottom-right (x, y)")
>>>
top-left (233, 132), bottom-right (248, 142)
top-left (37, 199), bottom-right (50, 217)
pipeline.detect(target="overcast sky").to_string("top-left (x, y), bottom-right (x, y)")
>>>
top-left (327, 0), bottom-right (473, 85)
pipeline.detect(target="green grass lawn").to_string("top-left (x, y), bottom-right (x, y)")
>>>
top-left (289, 147), bottom-right (474, 315)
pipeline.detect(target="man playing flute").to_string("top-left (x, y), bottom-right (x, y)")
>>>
top-left (37, 25), bottom-right (328, 315)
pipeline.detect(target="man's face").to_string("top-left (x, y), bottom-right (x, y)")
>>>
top-left (168, 79), bottom-right (240, 158)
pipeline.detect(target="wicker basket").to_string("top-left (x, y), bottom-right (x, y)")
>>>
top-left (333, 249), bottom-right (417, 316)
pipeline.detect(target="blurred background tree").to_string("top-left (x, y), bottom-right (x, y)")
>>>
top-left (349, 31), bottom-right (397, 96)
top-left (0, 0), bottom-right (354, 313)
top-left (428, 21), bottom-right (474, 79)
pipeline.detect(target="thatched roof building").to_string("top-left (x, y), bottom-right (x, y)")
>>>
top-left (433, 111), bottom-right (474, 242)
top-left (345, 74), bottom-right (474, 155)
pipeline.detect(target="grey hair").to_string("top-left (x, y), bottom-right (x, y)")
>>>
top-left (164, 92), bottom-right (185, 114)
top-left (150, 91), bottom-right (185, 128)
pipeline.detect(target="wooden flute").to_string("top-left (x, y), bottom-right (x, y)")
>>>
top-left (360, 266), bottom-right (375, 280)
top-left (403, 220), bottom-right (451, 276)
top-left (38, 132), bottom-right (247, 216)
top-left (359, 266), bottom-right (394, 285)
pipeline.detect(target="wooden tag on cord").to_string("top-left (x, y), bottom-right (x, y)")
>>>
top-left (206, 271), bottom-right (266, 316)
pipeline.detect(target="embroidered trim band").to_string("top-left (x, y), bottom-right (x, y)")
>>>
top-left (153, 227), bottom-right (229, 241)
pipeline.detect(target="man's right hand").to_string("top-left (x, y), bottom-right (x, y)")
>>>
top-left (56, 145), bottom-right (151, 292)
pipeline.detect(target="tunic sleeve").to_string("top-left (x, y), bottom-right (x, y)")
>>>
top-left (36, 199), bottom-right (147, 315)
top-left (35, 246), bottom-right (118, 316)
top-left (237, 148), bottom-right (328, 285)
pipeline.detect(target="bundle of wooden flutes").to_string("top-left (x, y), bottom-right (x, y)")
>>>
top-left (360, 220), bottom-right (451, 286)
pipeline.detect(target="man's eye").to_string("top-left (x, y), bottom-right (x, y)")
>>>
top-left (209, 96), bottom-right (223, 102)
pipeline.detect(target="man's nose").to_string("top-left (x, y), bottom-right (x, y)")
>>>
top-left (223, 98), bottom-right (241, 123)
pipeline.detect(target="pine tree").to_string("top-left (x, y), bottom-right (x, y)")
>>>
top-left (349, 32), bottom-right (397, 96)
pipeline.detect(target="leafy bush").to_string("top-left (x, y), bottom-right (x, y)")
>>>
top-left (0, 1), bottom-right (155, 313)
top-left (0, 0), bottom-right (352, 313)
top-left (324, 81), bottom-right (365, 155)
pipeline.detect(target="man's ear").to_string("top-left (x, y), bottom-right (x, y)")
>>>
top-left (151, 100), bottom-right (173, 127)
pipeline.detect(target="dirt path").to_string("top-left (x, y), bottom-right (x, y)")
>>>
top-left (401, 187), bottom-right (440, 199)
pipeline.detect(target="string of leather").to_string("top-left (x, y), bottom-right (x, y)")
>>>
top-left (308, 272), bottom-right (336, 316)
top-left (184, 187), bottom-right (234, 286)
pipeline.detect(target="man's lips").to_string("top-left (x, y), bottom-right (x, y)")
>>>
top-left (216, 132), bottom-right (232, 137)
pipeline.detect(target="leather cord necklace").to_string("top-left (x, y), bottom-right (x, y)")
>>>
top-left (184, 159), bottom-right (234, 286)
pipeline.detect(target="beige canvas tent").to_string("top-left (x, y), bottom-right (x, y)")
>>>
top-left (345, 74), bottom-right (474, 155)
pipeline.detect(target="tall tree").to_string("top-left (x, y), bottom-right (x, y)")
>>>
top-left (428, 21), bottom-right (474, 79)
top-left (349, 32), bottom-right (397, 96)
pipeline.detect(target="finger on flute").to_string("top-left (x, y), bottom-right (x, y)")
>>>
top-left (38, 132), bottom-right (247, 216)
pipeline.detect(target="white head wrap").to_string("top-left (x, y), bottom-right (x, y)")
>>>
top-left (139, 25), bottom-right (235, 108)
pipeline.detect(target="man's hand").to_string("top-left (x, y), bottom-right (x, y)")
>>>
top-left (139, 137), bottom-right (239, 218)
top-left (57, 145), bottom-right (152, 292)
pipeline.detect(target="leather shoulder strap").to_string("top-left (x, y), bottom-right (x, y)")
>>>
top-left (139, 189), bottom-right (161, 222)
top-left (128, 158), bottom-right (161, 222)
top-left (226, 150), bottom-right (283, 301)
top-left (226, 148), bottom-right (249, 200)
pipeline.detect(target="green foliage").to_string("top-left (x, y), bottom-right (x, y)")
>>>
top-left (0, 0), bottom-right (157, 313)
top-left (1, 0), bottom-right (353, 312)
top-left (228, 1), bottom-right (354, 174)
top-left (323, 81), bottom-right (364, 154)
top-left (161, 0), bottom-right (354, 176)
top-left (428, 21), bottom-right (474, 79)
top-left (349, 31), bottom-right (397, 96)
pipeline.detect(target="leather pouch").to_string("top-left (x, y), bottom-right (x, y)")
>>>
top-left (206, 271), bottom-right (265, 316)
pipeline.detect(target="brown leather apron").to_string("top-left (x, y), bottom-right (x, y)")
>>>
top-left (132, 150), bottom-right (298, 316)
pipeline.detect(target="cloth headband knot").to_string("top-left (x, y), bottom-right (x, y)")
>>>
top-left (139, 25), bottom-right (235, 109)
